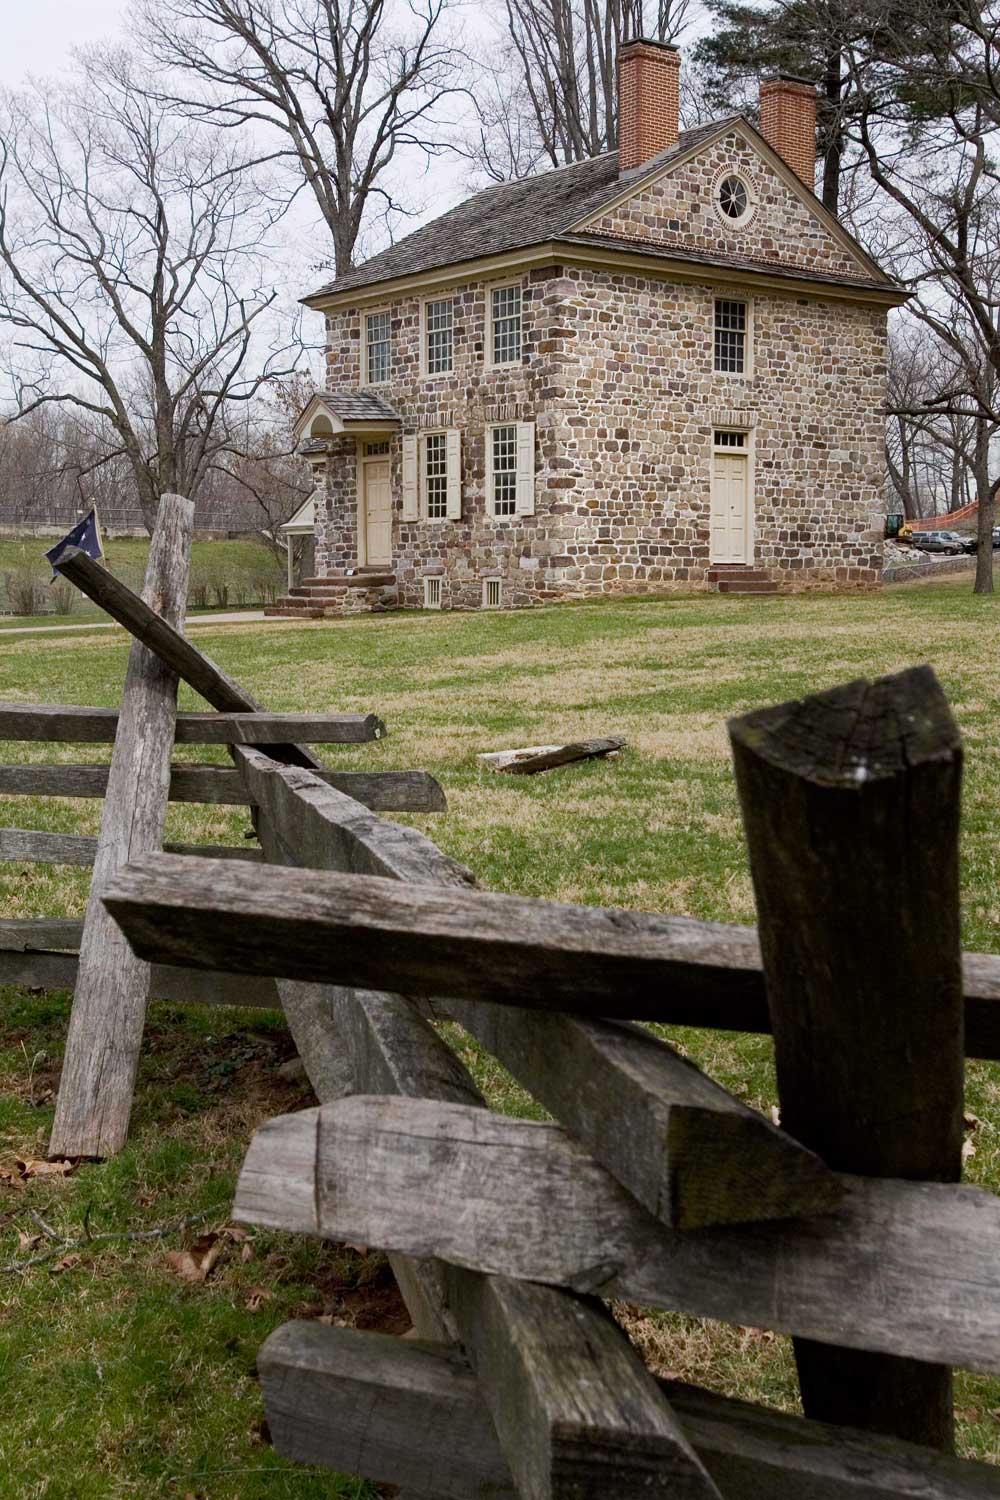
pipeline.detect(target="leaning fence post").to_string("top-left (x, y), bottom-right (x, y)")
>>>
top-left (729, 665), bottom-right (964, 1451)
top-left (49, 493), bottom-right (194, 1160)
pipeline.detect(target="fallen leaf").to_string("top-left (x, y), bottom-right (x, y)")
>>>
top-left (164, 1232), bottom-right (225, 1283)
top-left (17, 1158), bottom-right (73, 1180)
top-left (965, 1113), bottom-right (981, 1132)
top-left (989, 1408), bottom-right (1000, 1424)
top-left (344, 1242), bottom-right (369, 1257)
top-left (769, 1106), bottom-right (781, 1127)
top-left (955, 1405), bottom-right (981, 1423)
top-left (245, 1286), bottom-right (272, 1311)
top-left (240, 1242), bottom-right (253, 1264)
top-left (51, 1253), bottom-right (81, 1274)
top-left (962, 1136), bottom-right (977, 1163)
top-left (223, 1225), bottom-right (249, 1242)
top-left (17, 1231), bottom-right (42, 1252)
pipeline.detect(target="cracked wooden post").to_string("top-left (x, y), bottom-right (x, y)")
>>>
top-left (729, 665), bottom-right (964, 1451)
top-left (49, 493), bottom-right (194, 1159)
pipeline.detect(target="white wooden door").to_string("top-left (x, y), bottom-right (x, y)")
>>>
top-left (363, 460), bottom-right (392, 566)
top-left (711, 450), bottom-right (750, 563)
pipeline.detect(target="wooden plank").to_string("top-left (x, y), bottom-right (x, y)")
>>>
top-left (0, 917), bottom-right (86, 950)
top-left (229, 746), bottom-right (1000, 1059)
top-left (236, 1096), bottom-right (1000, 1376)
top-left (0, 828), bottom-right (262, 867)
top-left (0, 704), bottom-right (386, 745)
top-left (259, 1323), bottom-right (1000, 1499)
top-left (229, 751), bottom-right (839, 1229)
top-left (444, 1273), bottom-right (718, 1500)
top-left (98, 856), bottom-right (771, 1018)
top-left (49, 494), bottom-right (195, 1160)
top-left (51, 545), bottom-right (320, 769)
top-left (478, 736), bottom-right (624, 773)
top-left (224, 865), bottom-right (720, 1500)
top-left (0, 945), bottom-right (280, 1008)
top-left (730, 666), bottom-right (963, 1450)
top-left (0, 762), bottom-right (444, 812)
top-left (232, 746), bottom-right (467, 882)
top-left (106, 854), bottom-right (840, 1229)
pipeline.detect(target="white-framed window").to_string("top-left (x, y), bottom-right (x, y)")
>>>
top-left (364, 439), bottom-right (390, 456)
top-left (424, 431), bottom-right (449, 518)
top-left (488, 424), bottom-right (518, 516)
top-left (485, 420), bottom-right (535, 518)
top-left (424, 297), bottom-right (454, 375)
top-left (713, 428), bottom-right (747, 449)
top-left (714, 298), bottom-right (750, 376)
top-left (424, 576), bottom-right (443, 609)
top-left (364, 309), bottom-right (391, 384)
top-left (482, 578), bottom-right (503, 609)
top-left (489, 283), bottom-right (522, 366)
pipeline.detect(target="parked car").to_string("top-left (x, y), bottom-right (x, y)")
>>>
top-left (911, 531), bottom-right (971, 555)
top-left (993, 527), bottom-right (1000, 549)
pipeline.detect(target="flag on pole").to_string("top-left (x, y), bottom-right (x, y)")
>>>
top-left (45, 508), bottom-right (105, 581)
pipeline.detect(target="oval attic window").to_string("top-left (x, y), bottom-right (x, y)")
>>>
top-left (718, 174), bottom-right (749, 222)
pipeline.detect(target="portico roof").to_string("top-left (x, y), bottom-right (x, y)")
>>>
top-left (293, 391), bottom-right (401, 447)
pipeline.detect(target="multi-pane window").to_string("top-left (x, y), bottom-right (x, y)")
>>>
top-left (714, 429), bottom-right (746, 448)
top-left (490, 425), bottom-right (517, 516)
top-left (491, 285), bottom-right (522, 365)
top-left (365, 311), bottom-right (391, 384)
top-left (714, 299), bottom-right (747, 375)
top-left (425, 299), bottom-right (454, 374)
top-left (424, 432), bottom-right (448, 518)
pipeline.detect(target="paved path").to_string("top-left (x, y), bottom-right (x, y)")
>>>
top-left (1, 610), bottom-right (267, 638)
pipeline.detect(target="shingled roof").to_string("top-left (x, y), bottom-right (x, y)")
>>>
top-left (304, 120), bottom-right (731, 303)
top-left (305, 114), bottom-right (900, 304)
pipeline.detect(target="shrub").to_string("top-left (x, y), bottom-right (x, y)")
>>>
top-left (51, 581), bottom-right (75, 615)
top-left (3, 568), bottom-right (47, 616)
top-left (188, 573), bottom-right (210, 610)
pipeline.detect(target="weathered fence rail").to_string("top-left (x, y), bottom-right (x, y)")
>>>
top-left (100, 662), bottom-right (1000, 1496)
top-left (5, 529), bottom-right (1000, 1496)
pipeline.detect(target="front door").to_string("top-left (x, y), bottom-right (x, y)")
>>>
top-left (710, 433), bottom-right (751, 563)
top-left (363, 457), bottom-right (392, 566)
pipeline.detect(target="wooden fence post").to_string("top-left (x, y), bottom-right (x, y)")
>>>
top-left (49, 494), bottom-right (194, 1159)
top-left (729, 665), bottom-right (964, 1450)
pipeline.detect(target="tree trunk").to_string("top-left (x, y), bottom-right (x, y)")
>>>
top-left (973, 418), bottom-right (994, 595)
top-left (821, 51), bottom-right (843, 213)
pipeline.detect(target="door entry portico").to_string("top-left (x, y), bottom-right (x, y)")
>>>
top-left (362, 450), bottom-right (392, 567)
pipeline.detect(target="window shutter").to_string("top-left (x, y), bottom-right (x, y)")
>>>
top-left (446, 429), bottom-right (462, 519)
top-left (515, 421), bottom-right (535, 516)
top-left (484, 426), bottom-right (495, 516)
top-left (402, 433), bottom-right (419, 520)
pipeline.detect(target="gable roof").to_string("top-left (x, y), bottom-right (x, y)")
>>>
top-left (303, 120), bottom-right (728, 304)
top-left (305, 115), bottom-right (901, 307)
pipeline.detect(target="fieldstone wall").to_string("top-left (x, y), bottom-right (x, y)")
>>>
top-left (581, 129), bottom-right (869, 282)
top-left (313, 208), bottom-right (887, 606)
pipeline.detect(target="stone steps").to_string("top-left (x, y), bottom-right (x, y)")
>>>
top-left (707, 565), bottom-right (779, 595)
top-left (266, 571), bottom-right (398, 619)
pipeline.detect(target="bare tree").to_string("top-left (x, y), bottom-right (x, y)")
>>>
top-left (137, 0), bottom-right (465, 277)
top-left (0, 49), bottom-right (295, 532)
top-left (844, 0), bottom-right (1000, 590)
top-left (472, 0), bottom-right (694, 181)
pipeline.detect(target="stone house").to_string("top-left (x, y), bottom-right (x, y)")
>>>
top-left (273, 42), bottom-right (906, 617)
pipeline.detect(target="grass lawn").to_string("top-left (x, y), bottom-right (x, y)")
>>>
top-left (0, 538), bottom-right (284, 625)
top-left (2, 576), bottom-right (1000, 1495)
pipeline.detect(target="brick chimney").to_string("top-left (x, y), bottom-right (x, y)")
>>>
top-left (759, 74), bottom-right (818, 192)
top-left (618, 40), bottom-right (680, 175)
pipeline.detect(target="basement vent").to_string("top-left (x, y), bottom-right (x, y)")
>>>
top-left (424, 576), bottom-right (443, 610)
top-left (482, 578), bottom-right (503, 609)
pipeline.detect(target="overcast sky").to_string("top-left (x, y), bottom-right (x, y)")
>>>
top-left (1, 1), bottom-right (127, 86)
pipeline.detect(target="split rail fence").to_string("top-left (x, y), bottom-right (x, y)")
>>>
top-left (4, 529), bottom-right (1000, 1496)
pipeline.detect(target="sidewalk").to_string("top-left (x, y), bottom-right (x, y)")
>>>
top-left (1, 610), bottom-right (267, 638)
